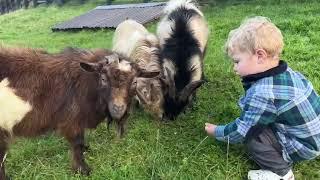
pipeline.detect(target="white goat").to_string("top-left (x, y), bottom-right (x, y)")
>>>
top-left (112, 20), bottom-right (164, 120)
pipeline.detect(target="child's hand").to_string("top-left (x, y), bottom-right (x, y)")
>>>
top-left (205, 123), bottom-right (217, 136)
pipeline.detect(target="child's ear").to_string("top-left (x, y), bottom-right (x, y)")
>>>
top-left (256, 49), bottom-right (268, 64)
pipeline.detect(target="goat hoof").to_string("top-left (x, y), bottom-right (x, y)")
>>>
top-left (82, 145), bottom-right (90, 152)
top-left (73, 163), bottom-right (91, 176)
top-left (2, 175), bottom-right (12, 180)
top-left (116, 133), bottom-right (125, 139)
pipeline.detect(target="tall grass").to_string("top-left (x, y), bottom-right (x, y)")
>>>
top-left (0, 0), bottom-right (320, 179)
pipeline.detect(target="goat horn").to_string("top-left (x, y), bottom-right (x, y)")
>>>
top-left (136, 89), bottom-right (149, 105)
top-left (178, 80), bottom-right (204, 102)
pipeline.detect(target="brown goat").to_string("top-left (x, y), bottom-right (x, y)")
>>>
top-left (0, 46), bottom-right (159, 179)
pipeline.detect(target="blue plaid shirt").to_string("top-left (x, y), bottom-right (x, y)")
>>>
top-left (215, 61), bottom-right (320, 162)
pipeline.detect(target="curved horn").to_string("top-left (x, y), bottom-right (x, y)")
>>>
top-left (178, 80), bottom-right (204, 102)
top-left (136, 88), bottom-right (149, 105)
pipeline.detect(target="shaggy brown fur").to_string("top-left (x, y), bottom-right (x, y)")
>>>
top-left (135, 77), bottom-right (164, 119)
top-left (0, 46), bottom-right (158, 178)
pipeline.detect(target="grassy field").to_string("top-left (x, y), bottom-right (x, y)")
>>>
top-left (1, 0), bottom-right (320, 179)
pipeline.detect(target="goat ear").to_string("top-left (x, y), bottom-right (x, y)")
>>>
top-left (178, 80), bottom-right (204, 102)
top-left (80, 62), bottom-right (102, 72)
top-left (105, 54), bottom-right (119, 64)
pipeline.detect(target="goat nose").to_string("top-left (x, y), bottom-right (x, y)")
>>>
top-left (113, 105), bottom-right (125, 113)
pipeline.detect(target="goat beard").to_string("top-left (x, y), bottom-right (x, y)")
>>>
top-left (105, 108), bottom-right (130, 138)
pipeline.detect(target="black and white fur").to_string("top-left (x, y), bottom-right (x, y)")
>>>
top-left (157, 0), bottom-right (209, 119)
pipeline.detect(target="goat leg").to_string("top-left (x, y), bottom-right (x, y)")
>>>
top-left (65, 133), bottom-right (91, 176)
top-left (116, 115), bottom-right (129, 138)
top-left (0, 149), bottom-right (7, 180)
top-left (0, 129), bottom-right (9, 180)
top-left (116, 120), bottom-right (126, 138)
top-left (0, 143), bottom-right (7, 180)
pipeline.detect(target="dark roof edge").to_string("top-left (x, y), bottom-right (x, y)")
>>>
top-left (95, 2), bottom-right (166, 10)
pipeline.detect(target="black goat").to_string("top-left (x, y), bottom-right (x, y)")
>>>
top-left (157, 0), bottom-right (209, 119)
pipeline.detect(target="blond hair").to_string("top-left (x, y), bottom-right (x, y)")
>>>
top-left (225, 16), bottom-right (283, 58)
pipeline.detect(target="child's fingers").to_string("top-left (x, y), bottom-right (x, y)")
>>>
top-left (205, 124), bottom-right (212, 130)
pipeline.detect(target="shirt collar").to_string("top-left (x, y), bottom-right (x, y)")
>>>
top-left (241, 60), bottom-right (287, 90)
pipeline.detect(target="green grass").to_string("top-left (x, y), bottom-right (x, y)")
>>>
top-left (1, 1), bottom-right (320, 179)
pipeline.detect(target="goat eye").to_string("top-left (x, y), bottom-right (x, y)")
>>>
top-left (143, 90), bottom-right (147, 95)
top-left (132, 80), bottom-right (137, 86)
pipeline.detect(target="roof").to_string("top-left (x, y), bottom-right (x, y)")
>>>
top-left (52, 2), bottom-right (166, 31)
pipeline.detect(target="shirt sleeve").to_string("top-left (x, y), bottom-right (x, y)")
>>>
top-left (214, 95), bottom-right (277, 144)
